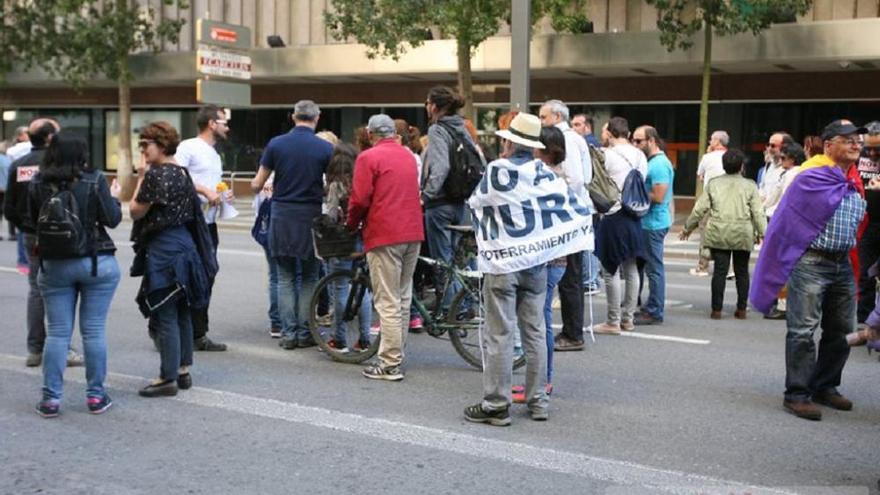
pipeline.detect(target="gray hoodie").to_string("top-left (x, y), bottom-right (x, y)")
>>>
top-left (422, 115), bottom-right (482, 207)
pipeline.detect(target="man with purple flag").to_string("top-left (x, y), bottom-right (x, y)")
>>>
top-left (750, 120), bottom-right (867, 421)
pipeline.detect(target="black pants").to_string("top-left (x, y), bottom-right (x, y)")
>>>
top-left (192, 223), bottom-right (219, 341)
top-left (857, 222), bottom-right (880, 323)
top-left (710, 249), bottom-right (750, 311)
top-left (558, 251), bottom-right (585, 342)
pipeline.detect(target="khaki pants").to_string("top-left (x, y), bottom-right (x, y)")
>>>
top-left (367, 242), bottom-right (420, 368)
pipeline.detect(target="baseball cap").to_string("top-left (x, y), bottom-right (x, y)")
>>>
top-left (367, 114), bottom-right (395, 136)
top-left (820, 119), bottom-right (867, 141)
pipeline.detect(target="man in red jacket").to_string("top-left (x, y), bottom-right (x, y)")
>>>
top-left (347, 114), bottom-right (425, 381)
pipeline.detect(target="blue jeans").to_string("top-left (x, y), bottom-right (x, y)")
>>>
top-left (582, 251), bottom-right (600, 287)
top-left (326, 256), bottom-right (372, 346)
top-left (276, 252), bottom-right (320, 342)
top-left (425, 203), bottom-right (465, 310)
top-left (151, 289), bottom-right (194, 381)
top-left (543, 264), bottom-right (565, 383)
top-left (642, 228), bottom-right (668, 319)
top-left (784, 251), bottom-right (854, 402)
top-left (264, 249), bottom-right (281, 329)
top-left (17, 233), bottom-right (27, 266)
top-left (38, 255), bottom-right (120, 401)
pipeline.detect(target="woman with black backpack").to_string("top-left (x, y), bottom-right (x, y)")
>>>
top-left (27, 131), bottom-right (122, 418)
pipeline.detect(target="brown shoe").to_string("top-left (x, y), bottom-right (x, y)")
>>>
top-left (783, 399), bottom-right (822, 421)
top-left (620, 319), bottom-right (635, 332)
top-left (710, 310), bottom-right (722, 320)
top-left (592, 322), bottom-right (621, 335)
top-left (813, 392), bottom-right (853, 411)
top-left (734, 309), bottom-right (747, 320)
top-left (553, 335), bottom-right (585, 351)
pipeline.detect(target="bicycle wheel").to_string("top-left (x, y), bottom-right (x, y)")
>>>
top-left (309, 270), bottom-right (380, 364)
top-left (447, 285), bottom-right (527, 371)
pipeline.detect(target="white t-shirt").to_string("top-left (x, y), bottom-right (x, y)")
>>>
top-left (697, 150), bottom-right (725, 186)
top-left (556, 121), bottom-right (592, 208)
top-left (603, 143), bottom-right (648, 215)
top-left (6, 141), bottom-right (32, 161)
top-left (175, 137), bottom-right (223, 223)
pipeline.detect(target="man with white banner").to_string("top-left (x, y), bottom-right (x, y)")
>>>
top-left (463, 113), bottom-right (593, 426)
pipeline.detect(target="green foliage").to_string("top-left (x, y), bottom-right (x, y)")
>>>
top-left (4, 0), bottom-right (188, 87)
top-left (645, 0), bottom-right (812, 51)
top-left (324, 0), bottom-right (591, 59)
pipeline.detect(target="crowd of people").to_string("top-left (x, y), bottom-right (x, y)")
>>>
top-left (4, 87), bottom-right (879, 424)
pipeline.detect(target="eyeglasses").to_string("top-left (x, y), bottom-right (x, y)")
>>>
top-left (137, 139), bottom-right (155, 150)
top-left (831, 136), bottom-right (862, 146)
top-left (766, 143), bottom-right (778, 149)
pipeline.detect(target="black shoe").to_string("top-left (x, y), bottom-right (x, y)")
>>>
top-left (194, 336), bottom-right (227, 352)
top-left (297, 338), bottom-right (318, 349)
top-left (279, 337), bottom-right (298, 350)
top-left (139, 379), bottom-right (178, 397)
top-left (633, 312), bottom-right (662, 325)
top-left (177, 373), bottom-right (192, 390)
top-left (35, 400), bottom-right (60, 418)
top-left (554, 335), bottom-right (585, 351)
top-left (87, 395), bottom-right (113, 414)
top-left (763, 309), bottom-right (786, 320)
top-left (463, 403), bottom-right (511, 426)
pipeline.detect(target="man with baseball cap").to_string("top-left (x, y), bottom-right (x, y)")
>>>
top-left (347, 114), bottom-right (424, 381)
top-left (751, 119), bottom-right (867, 421)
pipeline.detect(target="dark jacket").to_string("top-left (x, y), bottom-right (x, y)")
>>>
top-left (4, 147), bottom-right (46, 233)
top-left (26, 169), bottom-right (122, 254)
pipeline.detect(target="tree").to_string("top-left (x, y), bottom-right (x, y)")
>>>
top-left (644, 0), bottom-right (811, 167)
top-left (324, 0), bottom-right (592, 122)
top-left (5, 0), bottom-right (188, 198)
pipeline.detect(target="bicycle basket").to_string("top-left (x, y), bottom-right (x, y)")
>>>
top-left (312, 214), bottom-right (357, 260)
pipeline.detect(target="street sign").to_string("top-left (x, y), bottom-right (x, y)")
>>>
top-left (197, 46), bottom-right (252, 80)
top-left (197, 78), bottom-right (251, 107)
top-left (196, 19), bottom-right (251, 50)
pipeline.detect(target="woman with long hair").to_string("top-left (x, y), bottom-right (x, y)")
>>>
top-left (130, 121), bottom-right (215, 397)
top-left (28, 131), bottom-right (122, 417)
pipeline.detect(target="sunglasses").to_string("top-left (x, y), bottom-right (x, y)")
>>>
top-left (632, 138), bottom-right (646, 145)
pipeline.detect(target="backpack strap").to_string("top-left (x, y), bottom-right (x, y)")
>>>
top-left (608, 147), bottom-right (636, 170)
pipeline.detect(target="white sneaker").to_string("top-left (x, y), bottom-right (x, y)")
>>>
top-left (689, 268), bottom-right (710, 277)
top-left (66, 349), bottom-right (84, 367)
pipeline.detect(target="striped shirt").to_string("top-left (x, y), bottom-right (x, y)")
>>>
top-left (810, 191), bottom-right (866, 253)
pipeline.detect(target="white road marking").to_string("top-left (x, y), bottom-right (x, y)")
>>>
top-left (552, 325), bottom-right (710, 345)
top-left (0, 353), bottom-right (790, 494)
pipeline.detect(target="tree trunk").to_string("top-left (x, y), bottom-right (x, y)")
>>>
top-left (456, 40), bottom-right (476, 124)
top-left (696, 23), bottom-right (712, 195)
top-left (698, 24), bottom-right (712, 160)
top-left (117, 78), bottom-right (136, 201)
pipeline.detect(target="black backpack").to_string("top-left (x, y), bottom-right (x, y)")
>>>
top-left (37, 181), bottom-right (97, 272)
top-left (436, 121), bottom-right (485, 202)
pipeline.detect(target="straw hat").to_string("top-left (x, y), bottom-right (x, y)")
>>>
top-left (495, 113), bottom-right (545, 149)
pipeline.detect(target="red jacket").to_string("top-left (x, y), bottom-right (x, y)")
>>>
top-left (347, 139), bottom-right (425, 251)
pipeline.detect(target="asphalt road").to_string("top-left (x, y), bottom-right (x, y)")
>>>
top-left (0, 225), bottom-right (877, 495)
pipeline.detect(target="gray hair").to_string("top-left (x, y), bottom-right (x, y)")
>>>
top-left (711, 130), bottom-right (730, 146)
top-left (542, 99), bottom-right (570, 122)
top-left (14, 126), bottom-right (27, 137)
top-left (293, 100), bottom-right (320, 121)
top-left (866, 121), bottom-right (880, 136)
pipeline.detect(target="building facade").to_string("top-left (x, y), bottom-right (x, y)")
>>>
top-left (2, 0), bottom-right (879, 197)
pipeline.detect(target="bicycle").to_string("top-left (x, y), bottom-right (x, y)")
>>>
top-left (308, 225), bottom-right (527, 370)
